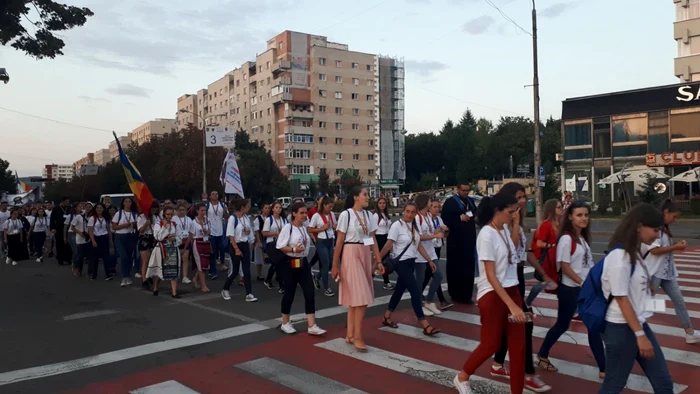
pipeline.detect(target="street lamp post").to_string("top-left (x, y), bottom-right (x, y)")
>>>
top-left (178, 109), bottom-right (206, 196)
top-left (531, 0), bottom-right (543, 223)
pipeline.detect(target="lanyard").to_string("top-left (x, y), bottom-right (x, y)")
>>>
top-left (399, 220), bottom-right (418, 245)
top-left (352, 209), bottom-right (368, 235)
top-left (211, 203), bottom-right (220, 217)
top-left (491, 222), bottom-right (515, 265)
top-left (420, 213), bottom-right (433, 232)
top-left (176, 216), bottom-right (187, 229)
top-left (294, 224), bottom-right (307, 247)
top-left (431, 215), bottom-right (440, 230)
top-left (273, 216), bottom-right (283, 232)
top-left (195, 217), bottom-right (208, 235)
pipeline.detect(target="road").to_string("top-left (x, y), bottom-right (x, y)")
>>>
top-left (1, 235), bottom-right (700, 393)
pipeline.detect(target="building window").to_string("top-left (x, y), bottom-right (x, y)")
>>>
top-left (352, 93), bottom-right (359, 100)
top-left (335, 92), bottom-right (342, 99)
top-left (286, 149), bottom-right (311, 159)
top-left (593, 118), bottom-right (611, 158)
top-left (564, 123), bottom-right (591, 146)
top-left (319, 121), bottom-right (327, 128)
top-left (353, 108), bottom-right (359, 116)
top-left (670, 110), bottom-right (700, 140)
top-left (367, 125), bottom-right (374, 131)
top-left (352, 154), bottom-right (359, 160)
top-left (335, 76), bottom-right (342, 83)
top-left (290, 165), bottom-right (311, 175)
top-left (352, 63), bottom-right (359, 69)
top-left (319, 90), bottom-right (327, 97)
top-left (335, 107), bottom-right (342, 115)
top-left (369, 140), bottom-right (374, 146)
top-left (564, 148), bottom-right (592, 160)
top-left (368, 110), bottom-right (374, 116)
top-left (612, 116), bottom-right (647, 143)
top-left (319, 58), bottom-right (326, 65)
top-left (353, 138), bottom-right (359, 145)
top-left (335, 137), bottom-right (343, 144)
top-left (320, 152), bottom-right (327, 160)
top-left (368, 169), bottom-right (375, 176)
top-left (319, 137), bottom-right (327, 143)
top-left (648, 111), bottom-right (669, 154)
top-left (352, 123), bottom-right (359, 130)
top-left (319, 73), bottom-right (327, 81)
top-left (613, 145), bottom-right (647, 157)
top-left (336, 60), bottom-right (342, 67)
top-left (366, 95), bottom-right (373, 101)
top-left (366, 65), bottom-right (372, 71)
top-left (335, 122), bottom-right (342, 130)
top-left (368, 154), bottom-right (375, 160)
top-left (335, 168), bottom-right (344, 176)
top-left (285, 134), bottom-right (314, 143)
top-left (353, 78), bottom-right (359, 86)
top-left (336, 153), bottom-right (343, 160)
top-left (319, 105), bottom-right (326, 112)
top-left (366, 80), bottom-right (373, 87)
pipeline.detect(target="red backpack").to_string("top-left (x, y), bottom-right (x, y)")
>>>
top-left (531, 222), bottom-right (576, 293)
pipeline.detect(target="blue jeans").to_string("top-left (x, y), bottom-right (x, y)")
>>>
top-left (652, 277), bottom-right (692, 331)
top-left (115, 233), bottom-right (137, 278)
top-left (209, 235), bottom-right (226, 276)
top-left (415, 260), bottom-right (443, 303)
top-left (388, 259), bottom-right (425, 320)
top-left (600, 323), bottom-right (673, 394)
top-left (314, 238), bottom-right (334, 290)
top-left (538, 284), bottom-right (606, 372)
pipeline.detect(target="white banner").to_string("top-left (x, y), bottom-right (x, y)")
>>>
top-left (220, 150), bottom-right (244, 197)
top-left (79, 164), bottom-right (100, 176)
top-left (205, 126), bottom-right (235, 147)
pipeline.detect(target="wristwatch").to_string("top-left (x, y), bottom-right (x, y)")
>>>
top-left (634, 330), bottom-right (645, 337)
top-left (292, 246), bottom-right (296, 253)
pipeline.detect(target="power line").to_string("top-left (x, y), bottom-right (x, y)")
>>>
top-left (318, 0), bottom-right (392, 32)
top-left (0, 107), bottom-right (129, 136)
top-left (416, 86), bottom-right (528, 117)
top-left (484, 0), bottom-right (531, 36)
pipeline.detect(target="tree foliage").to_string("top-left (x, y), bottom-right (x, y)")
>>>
top-left (404, 110), bottom-right (562, 192)
top-left (44, 127), bottom-right (288, 205)
top-left (318, 168), bottom-right (331, 196)
top-left (333, 170), bottom-right (362, 195)
top-left (1, 1), bottom-right (94, 59)
top-left (0, 158), bottom-right (16, 193)
top-left (637, 174), bottom-right (664, 204)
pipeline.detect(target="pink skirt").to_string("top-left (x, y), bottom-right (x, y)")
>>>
top-left (339, 244), bottom-right (375, 307)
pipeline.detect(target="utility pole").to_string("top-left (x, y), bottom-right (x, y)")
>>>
top-left (532, 0), bottom-right (543, 223)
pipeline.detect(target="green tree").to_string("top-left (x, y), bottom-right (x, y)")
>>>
top-left (0, 158), bottom-right (15, 193)
top-left (335, 170), bottom-right (362, 195)
top-left (418, 172), bottom-right (439, 191)
top-left (1, 1), bottom-right (94, 59)
top-left (318, 168), bottom-right (331, 196)
top-left (637, 173), bottom-right (664, 204)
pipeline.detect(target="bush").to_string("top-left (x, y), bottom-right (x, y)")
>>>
top-left (611, 200), bottom-right (623, 215)
top-left (597, 201), bottom-right (609, 215)
top-left (691, 198), bottom-right (700, 215)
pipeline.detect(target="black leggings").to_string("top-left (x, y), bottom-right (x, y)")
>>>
top-left (224, 242), bottom-right (252, 295)
top-left (376, 234), bottom-right (390, 284)
top-left (420, 247), bottom-right (447, 303)
top-left (280, 258), bottom-right (315, 315)
top-left (493, 264), bottom-right (535, 375)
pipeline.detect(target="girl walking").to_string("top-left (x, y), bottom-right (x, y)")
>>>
top-left (138, 201), bottom-right (161, 289)
top-left (190, 203), bottom-right (211, 293)
top-left (87, 203), bottom-right (113, 280)
top-left (3, 209), bottom-right (24, 266)
top-left (29, 208), bottom-right (49, 262)
top-left (262, 202), bottom-right (287, 292)
top-left (146, 207), bottom-right (181, 297)
top-left (112, 197), bottom-right (138, 287)
top-left (308, 196), bottom-right (337, 297)
top-left (525, 199), bottom-right (564, 307)
top-left (414, 194), bottom-right (445, 316)
top-left (423, 199), bottom-right (452, 309)
top-left (373, 197), bottom-right (394, 290)
top-left (223, 199), bottom-right (257, 302)
top-left (174, 204), bottom-right (193, 284)
top-left (253, 203), bottom-right (271, 282)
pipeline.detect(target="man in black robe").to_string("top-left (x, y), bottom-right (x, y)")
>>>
top-left (442, 181), bottom-right (477, 304)
top-left (50, 197), bottom-right (71, 266)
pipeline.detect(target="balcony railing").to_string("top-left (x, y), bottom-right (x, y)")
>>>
top-left (272, 60), bottom-right (292, 75)
top-left (284, 108), bottom-right (314, 119)
top-left (284, 125), bottom-right (313, 134)
top-left (271, 92), bottom-right (292, 103)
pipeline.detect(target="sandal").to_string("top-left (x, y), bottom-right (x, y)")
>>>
top-left (382, 316), bottom-right (398, 328)
top-left (423, 325), bottom-right (441, 336)
top-left (353, 339), bottom-right (368, 353)
top-left (536, 356), bottom-right (558, 372)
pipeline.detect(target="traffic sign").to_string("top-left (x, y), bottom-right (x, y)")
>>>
top-left (205, 126), bottom-right (235, 147)
top-left (538, 166), bottom-right (545, 187)
top-left (79, 164), bottom-right (99, 176)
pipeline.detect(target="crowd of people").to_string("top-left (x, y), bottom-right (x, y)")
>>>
top-left (0, 181), bottom-right (697, 394)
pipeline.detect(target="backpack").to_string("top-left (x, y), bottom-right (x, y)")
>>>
top-left (540, 232), bottom-right (577, 292)
top-left (577, 246), bottom-right (634, 335)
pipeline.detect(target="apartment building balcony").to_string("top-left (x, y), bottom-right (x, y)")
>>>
top-left (284, 125), bottom-right (313, 134)
top-left (284, 108), bottom-right (314, 119)
top-left (279, 76), bottom-right (291, 85)
top-left (272, 60), bottom-right (292, 75)
top-left (272, 91), bottom-right (292, 103)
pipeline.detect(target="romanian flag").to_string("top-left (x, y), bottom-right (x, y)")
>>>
top-left (113, 132), bottom-right (154, 214)
top-left (15, 171), bottom-right (31, 193)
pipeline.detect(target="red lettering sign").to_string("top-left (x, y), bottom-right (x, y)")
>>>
top-left (647, 151), bottom-right (700, 167)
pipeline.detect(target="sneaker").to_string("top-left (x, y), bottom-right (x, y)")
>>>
top-left (278, 288), bottom-right (285, 294)
top-left (36, 258), bottom-right (41, 263)
top-left (264, 281), bottom-right (275, 289)
top-left (424, 302), bottom-right (442, 315)
top-left (245, 294), bottom-right (258, 302)
top-left (421, 306), bottom-right (435, 317)
top-left (221, 290), bottom-right (231, 300)
top-left (307, 324), bottom-right (327, 336)
top-left (5, 257), bottom-right (10, 265)
top-left (686, 330), bottom-right (700, 344)
top-left (210, 274), bottom-right (218, 280)
top-left (453, 375), bottom-right (473, 394)
top-left (12, 261), bottom-right (17, 266)
top-left (313, 276), bottom-right (320, 290)
top-left (572, 314), bottom-right (582, 322)
top-left (440, 302), bottom-right (454, 310)
top-left (257, 276), bottom-right (265, 282)
top-left (120, 278), bottom-right (128, 287)
top-left (134, 273), bottom-right (142, 279)
top-left (490, 365), bottom-right (510, 379)
top-left (105, 275), bottom-right (114, 281)
top-left (126, 278), bottom-right (133, 286)
top-left (324, 289), bottom-right (335, 297)
top-left (383, 283), bottom-right (395, 290)
top-left (280, 322), bottom-right (296, 334)
top-left (182, 277), bottom-right (192, 284)
top-left (525, 376), bottom-right (552, 393)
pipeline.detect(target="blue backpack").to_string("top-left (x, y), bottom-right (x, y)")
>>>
top-left (577, 245), bottom-right (635, 335)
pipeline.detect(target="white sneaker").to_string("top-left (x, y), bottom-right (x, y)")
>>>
top-left (36, 258), bottom-right (41, 263)
top-left (280, 322), bottom-right (296, 334)
top-left (11, 261), bottom-right (17, 266)
top-left (424, 302), bottom-right (442, 315)
top-left (686, 330), bottom-right (700, 344)
top-left (120, 278), bottom-right (128, 287)
top-left (5, 257), bottom-right (10, 265)
top-left (126, 278), bottom-right (133, 285)
top-left (134, 273), bottom-right (142, 279)
top-left (221, 290), bottom-right (231, 300)
top-left (422, 306), bottom-right (435, 317)
top-left (182, 277), bottom-right (192, 284)
top-left (307, 324), bottom-right (326, 336)
top-left (453, 375), bottom-right (473, 394)
top-left (245, 294), bottom-right (258, 302)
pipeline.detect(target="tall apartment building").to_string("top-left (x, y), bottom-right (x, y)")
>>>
top-left (196, 89), bottom-right (208, 129)
top-left (73, 153), bottom-right (94, 174)
top-left (109, 136), bottom-right (132, 161)
top-left (674, 0), bottom-right (700, 81)
top-left (179, 30), bottom-right (405, 194)
top-left (94, 149), bottom-right (111, 166)
top-left (129, 119), bottom-right (176, 146)
top-left (176, 94), bottom-right (198, 130)
top-left (42, 164), bottom-right (74, 182)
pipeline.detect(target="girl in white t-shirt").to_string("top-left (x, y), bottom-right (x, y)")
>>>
top-left (414, 194), bottom-right (445, 316)
top-left (3, 209), bottom-right (23, 266)
top-left (112, 197), bottom-right (138, 287)
top-left (373, 197), bottom-right (394, 290)
top-left (379, 202), bottom-right (440, 338)
top-left (599, 203), bottom-right (673, 393)
top-left (308, 196), bottom-right (337, 296)
top-left (174, 204), bottom-right (193, 284)
top-left (29, 208), bottom-right (49, 262)
top-left (537, 202), bottom-right (605, 378)
top-left (262, 202), bottom-right (288, 291)
top-left (189, 203), bottom-right (211, 293)
top-left (643, 199), bottom-right (700, 344)
top-left (223, 199), bottom-right (257, 303)
top-left (252, 203), bottom-right (271, 281)
top-left (454, 193), bottom-right (527, 394)
top-left (87, 203), bottom-right (112, 280)
top-left (138, 201), bottom-right (162, 289)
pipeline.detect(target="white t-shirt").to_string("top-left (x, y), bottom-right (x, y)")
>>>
top-left (226, 214), bottom-right (254, 243)
top-left (336, 209), bottom-right (377, 243)
top-left (87, 216), bottom-right (110, 237)
top-left (262, 216), bottom-right (288, 244)
top-left (173, 216), bottom-right (192, 243)
top-left (32, 216), bottom-right (49, 233)
top-left (557, 234), bottom-right (593, 288)
top-left (253, 215), bottom-right (267, 240)
top-left (476, 225), bottom-right (519, 301)
top-left (189, 218), bottom-right (210, 241)
top-left (0, 210), bottom-right (10, 231)
top-left (642, 232), bottom-right (677, 280)
top-left (65, 213), bottom-right (76, 233)
top-left (71, 215), bottom-right (89, 244)
top-left (505, 224), bottom-right (528, 262)
top-left (309, 212), bottom-right (337, 240)
top-left (287, 214), bottom-right (309, 228)
top-left (112, 210), bottom-right (137, 234)
top-left (25, 216), bottom-right (36, 228)
top-left (603, 249), bottom-right (652, 325)
top-left (373, 212), bottom-right (391, 235)
top-left (387, 220), bottom-right (420, 261)
top-left (207, 201), bottom-right (226, 237)
top-left (416, 213), bottom-right (438, 263)
top-left (3, 219), bottom-right (22, 235)
top-left (137, 214), bottom-right (160, 235)
top-left (429, 214), bottom-right (445, 248)
top-left (275, 223), bottom-right (310, 258)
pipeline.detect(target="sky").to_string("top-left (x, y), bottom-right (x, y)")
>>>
top-left (0, 0), bottom-right (677, 176)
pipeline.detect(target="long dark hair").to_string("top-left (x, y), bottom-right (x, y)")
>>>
top-left (230, 198), bottom-right (249, 212)
top-left (344, 186), bottom-right (364, 210)
top-left (319, 196), bottom-right (333, 214)
top-left (498, 182), bottom-right (526, 228)
top-left (120, 197), bottom-right (138, 214)
top-left (608, 203), bottom-right (664, 264)
top-left (91, 203), bottom-right (112, 221)
top-left (558, 201), bottom-right (591, 246)
top-left (374, 196), bottom-right (390, 219)
top-left (415, 194), bottom-right (430, 211)
top-left (659, 198), bottom-right (681, 238)
top-left (476, 193), bottom-right (518, 227)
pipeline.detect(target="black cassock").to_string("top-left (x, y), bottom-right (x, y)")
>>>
top-left (442, 195), bottom-right (477, 303)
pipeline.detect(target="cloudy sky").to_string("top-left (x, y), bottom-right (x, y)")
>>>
top-left (0, 0), bottom-right (675, 176)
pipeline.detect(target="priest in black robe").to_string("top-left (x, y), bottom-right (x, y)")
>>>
top-left (442, 182), bottom-right (478, 304)
top-left (50, 197), bottom-right (71, 266)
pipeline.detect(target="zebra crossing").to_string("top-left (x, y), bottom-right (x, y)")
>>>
top-left (67, 249), bottom-right (700, 393)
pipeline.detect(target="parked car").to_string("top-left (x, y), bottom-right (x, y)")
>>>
top-left (0, 68), bottom-right (9, 84)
